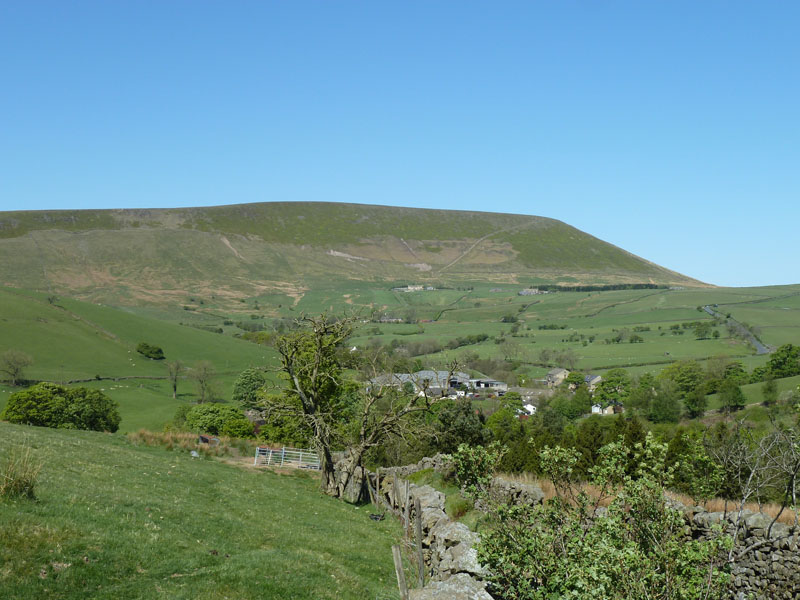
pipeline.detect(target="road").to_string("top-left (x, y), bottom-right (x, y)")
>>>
top-left (702, 305), bottom-right (771, 355)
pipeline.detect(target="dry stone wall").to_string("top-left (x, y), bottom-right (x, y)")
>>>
top-left (337, 455), bottom-right (800, 600)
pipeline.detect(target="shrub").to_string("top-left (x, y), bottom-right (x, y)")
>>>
top-left (450, 442), bottom-right (506, 501)
top-left (478, 434), bottom-right (731, 599)
top-left (0, 383), bottom-right (121, 432)
top-left (136, 342), bottom-right (165, 360)
top-left (0, 443), bottom-right (42, 500)
top-left (232, 368), bottom-right (267, 410)
top-left (184, 404), bottom-right (254, 437)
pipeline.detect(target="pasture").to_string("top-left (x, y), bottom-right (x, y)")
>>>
top-left (0, 423), bottom-right (401, 599)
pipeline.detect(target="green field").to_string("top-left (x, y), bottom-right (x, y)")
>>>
top-left (0, 423), bottom-right (401, 599)
top-left (3, 281), bottom-right (800, 433)
top-left (0, 287), bottom-right (276, 431)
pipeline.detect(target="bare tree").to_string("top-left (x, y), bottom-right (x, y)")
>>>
top-left (264, 314), bottom-right (459, 498)
top-left (1, 350), bottom-right (33, 386)
top-left (190, 361), bottom-right (215, 403)
top-left (166, 360), bottom-right (184, 399)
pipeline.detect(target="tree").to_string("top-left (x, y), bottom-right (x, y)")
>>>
top-left (232, 367), bottom-right (267, 410)
top-left (166, 360), bottom-right (184, 399)
top-left (136, 342), bottom-right (165, 360)
top-left (1, 382), bottom-right (120, 432)
top-left (1, 350), bottom-right (33, 386)
top-left (719, 378), bottom-right (746, 414)
top-left (264, 314), bottom-right (459, 498)
top-left (184, 403), bottom-right (253, 437)
top-left (593, 368), bottom-right (631, 405)
top-left (190, 361), bottom-right (216, 403)
top-left (659, 359), bottom-right (704, 399)
top-left (766, 344), bottom-right (800, 379)
top-left (693, 321), bottom-right (713, 339)
top-left (649, 380), bottom-right (681, 423)
top-left (431, 399), bottom-right (489, 454)
top-left (478, 434), bottom-right (731, 599)
top-left (762, 377), bottom-right (778, 407)
top-left (684, 387), bottom-right (708, 419)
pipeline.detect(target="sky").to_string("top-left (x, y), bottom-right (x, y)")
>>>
top-left (1, 1), bottom-right (798, 287)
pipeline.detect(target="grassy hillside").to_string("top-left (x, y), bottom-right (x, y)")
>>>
top-left (0, 287), bottom-right (274, 431)
top-left (0, 202), bottom-right (702, 307)
top-left (0, 423), bottom-right (401, 599)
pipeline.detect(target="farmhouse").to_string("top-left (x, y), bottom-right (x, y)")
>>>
top-left (546, 368), bottom-right (569, 387)
top-left (584, 374), bottom-right (602, 392)
top-left (368, 370), bottom-right (471, 394)
top-left (469, 378), bottom-right (508, 393)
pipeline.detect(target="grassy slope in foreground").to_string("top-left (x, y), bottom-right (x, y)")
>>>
top-left (0, 423), bottom-right (400, 600)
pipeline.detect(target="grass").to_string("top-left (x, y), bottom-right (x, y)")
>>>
top-left (0, 441), bottom-right (42, 500)
top-left (0, 422), bottom-right (402, 599)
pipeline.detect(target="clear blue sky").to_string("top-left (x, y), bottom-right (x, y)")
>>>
top-left (1, 1), bottom-right (797, 287)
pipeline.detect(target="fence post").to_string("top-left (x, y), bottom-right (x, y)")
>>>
top-left (281, 447), bottom-right (285, 466)
top-left (403, 480), bottom-right (411, 537)
top-left (392, 545), bottom-right (409, 600)
top-left (253, 448), bottom-right (258, 466)
top-left (298, 449), bottom-right (303, 466)
top-left (415, 497), bottom-right (424, 587)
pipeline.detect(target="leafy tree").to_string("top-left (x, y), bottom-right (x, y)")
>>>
top-left (649, 380), bottom-right (681, 423)
top-left (762, 377), bottom-right (778, 407)
top-left (723, 361), bottom-right (749, 384)
top-left (766, 344), bottom-right (800, 379)
top-left (478, 434), bottom-right (731, 599)
top-left (683, 387), bottom-right (707, 419)
top-left (266, 314), bottom-right (458, 498)
top-left (564, 371), bottom-right (585, 388)
top-left (1, 382), bottom-right (120, 432)
top-left (719, 378), bottom-right (746, 414)
top-left (166, 360), bottom-right (183, 399)
top-left (593, 368), bottom-right (631, 405)
top-left (693, 321), bottom-right (713, 339)
top-left (659, 360), bottom-right (704, 399)
top-left (184, 403), bottom-right (253, 437)
top-left (232, 368), bottom-right (267, 410)
top-left (450, 442), bottom-right (506, 501)
top-left (0, 350), bottom-right (33, 386)
top-left (627, 373), bottom-right (656, 415)
top-left (431, 399), bottom-right (488, 454)
top-left (136, 342), bottom-right (165, 360)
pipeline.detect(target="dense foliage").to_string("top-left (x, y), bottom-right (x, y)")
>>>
top-left (232, 367), bottom-right (268, 410)
top-left (1, 382), bottom-right (121, 432)
top-left (184, 403), bottom-right (254, 438)
top-left (478, 435), bottom-right (731, 600)
top-left (136, 342), bottom-right (165, 360)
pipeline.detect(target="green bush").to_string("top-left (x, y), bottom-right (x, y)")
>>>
top-left (478, 435), bottom-right (731, 600)
top-left (232, 368), bottom-right (267, 410)
top-left (184, 404), bottom-right (254, 437)
top-left (136, 342), bottom-right (165, 360)
top-left (1, 383), bottom-right (121, 432)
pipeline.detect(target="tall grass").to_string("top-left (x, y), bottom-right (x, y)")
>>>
top-left (0, 442), bottom-right (42, 500)
top-left (127, 429), bottom-right (258, 458)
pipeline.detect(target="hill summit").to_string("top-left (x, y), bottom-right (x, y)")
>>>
top-left (0, 202), bottom-right (703, 306)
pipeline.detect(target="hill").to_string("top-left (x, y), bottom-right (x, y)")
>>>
top-left (0, 287), bottom-right (274, 431)
top-left (0, 202), bottom-right (703, 308)
top-left (0, 423), bottom-right (401, 599)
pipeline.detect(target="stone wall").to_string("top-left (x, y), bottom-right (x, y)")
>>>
top-left (689, 506), bottom-right (800, 599)
top-left (338, 456), bottom-right (800, 600)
